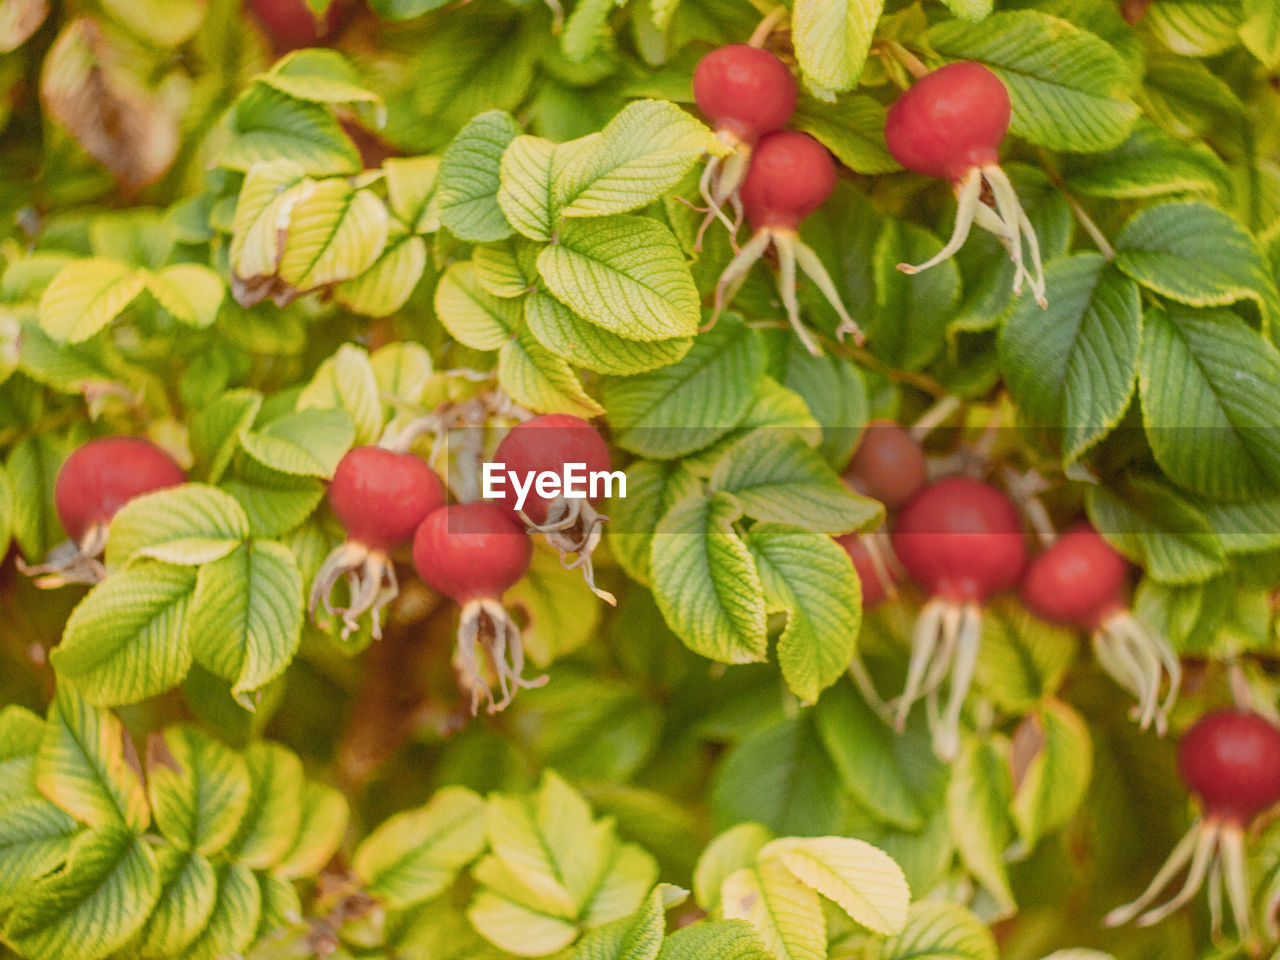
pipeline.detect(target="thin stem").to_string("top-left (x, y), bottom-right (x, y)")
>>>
top-left (910, 395), bottom-right (962, 442)
top-left (886, 40), bottom-right (929, 80)
top-left (748, 6), bottom-right (788, 47)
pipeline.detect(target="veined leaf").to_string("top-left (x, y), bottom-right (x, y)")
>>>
top-left (144, 264), bottom-right (224, 329)
top-left (498, 326), bottom-right (605, 418)
top-left (297, 343), bottom-right (384, 447)
top-left (538, 215), bottom-right (701, 341)
top-left (224, 742), bottom-right (304, 869)
top-left (657, 920), bottom-right (772, 960)
top-left (354, 785), bottom-right (488, 907)
top-left (473, 239), bottom-right (535, 298)
top-left (999, 254), bottom-right (1141, 463)
top-left (438, 110), bottom-right (521, 243)
top-left (759, 835), bottom-right (910, 935)
top-left (871, 218), bottom-right (961, 371)
top-left (275, 780), bottom-right (348, 879)
top-left (712, 431), bottom-right (882, 535)
top-left (277, 179), bottom-right (390, 291)
top-left (105, 484), bottom-right (249, 568)
top-left (525, 291), bottom-right (692, 376)
top-left (927, 12), bottom-right (1139, 153)
top-left (1242, 0), bottom-right (1280, 68)
top-left (693, 824), bottom-right (774, 912)
top-left (220, 455), bottom-right (326, 538)
top-left (499, 135), bottom-right (560, 241)
top-left (791, 0), bottom-right (882, 93)
top-left (570, 885), bottom-right (665, 960)
top-left (1086, 477), bottom-right (1227, 584)
top-left (50, 561), bottom-right (198, 707)
top-left (261, 49), bottom-right (384, 116)
top-left (146, 726), bottom-right (249, 857)
top-left (1011, 699), bottom-right (1092, 848)
top-left (1145, 0), bottom-right (1241, 56)
top-left (434, 261), bottom-right (521, 350)
top-left (651, 493), bottom-right (767, 665)
top-left (131, 846), bottom-right (216, 960)
top-left (1066, 121), bottom-right (1228, 200)
top-left (947, 737), bottom-right (1015, 916)
top-left (0, 798), bottom-right (78, 907)
top-left (239, 407), bottom-right (355, 478)
top-left (791, 95), bottom-right (898, 175)
top-left (38, 258), bottom-right (146, 343)
top-left (607, 459), bottom-right (702, 586)
top-left (721, 858), bottom-right (825, 960)
top-left (746, 525), bottom-right (861, 703)
top-left (2, 826), bottom-right (160, 960)
top-left (229, 161), bottom-right (312, 287)
top-left (878, 902), bottom-right (997, 960)
top-left (555, 100), bottom-right (723, 218)
top-left (383, 155), bottom-right (441, 233)
top-left (222, 83), bottom-right (359, 176)
top-left (181, 860), bottom-right (260, 960)
top-left (1140, 306), bottom-right (1280, 499)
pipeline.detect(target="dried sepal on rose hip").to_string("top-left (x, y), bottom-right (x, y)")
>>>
top-left (413, 501), bottom-right (545, 714)
top-left (492, 414), bottom-right (616, 605)
top-left (692, 42), bottom-right (797, 246)
top-left (885, 62), bottom-right (1047, 307)
top-left (712, 130), bottom-right (862, 354)
top-left (18, 436), bottom-right (186, 588)
top-left (1021, 524), bottom-right (1181, 735)
top-left (889, 476), bottom-right (1027, 760)
top-left (309, 446), bottom-right (446, 641)
top-left (1105, 709), bottom-right (1280, 940)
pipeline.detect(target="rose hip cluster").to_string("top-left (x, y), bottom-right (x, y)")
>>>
top-left (311, 413), bottom-right (612, 715)
top-left (836, 420), bottom-right (1181, 760)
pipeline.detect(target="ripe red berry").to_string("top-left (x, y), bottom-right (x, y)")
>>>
top-left (693, 45), bottom-right (797, 145)
top-left (1179, 709), bottom-right (1280, 826)
top-left (329, 447), bottom-right (445, 553)
top-left (739, 131), bottom-right (837, 232)
top-left (55, 436), bottom-right (186, 545)
top-left (492, 415), bottom-right (611, 526)
top-left (837, 535), bottom-right (893, 609)
top-left (885, 62), bottom-right (1011, 184)
top-left (248, 0), bottom-right (345, 50)
top-left (1020, 525), bottom-right (1128, 633)
top-left (891, 476), bottom-right (1026, 603)
top-left (845, 420), bottom-right (927, 510)
top-left (413, 502), bottom-right (531, 605)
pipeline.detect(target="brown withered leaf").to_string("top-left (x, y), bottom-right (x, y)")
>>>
top-left (0, 0), bottom-right (49, 53)
top-left (39, 17), bottom-right (179, 195)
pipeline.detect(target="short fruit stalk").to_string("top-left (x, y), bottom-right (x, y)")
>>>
top-left (885, 61), bottom-right (1048, 307)
top-left (491, 414), bottom-right (616, 605)
top-left (412, 502), bottom-right (545, 714)
top-left (692, 41), bottom-right (797, 246)
top-left (889, 476), bottom-right (1027, 760)
top-left (19, 436), bottom-right (186, 588)
top-left (1105, 709), bottom-right (1280, 941)
top-left (712, 130), bottom-right (863, 354)
top-left (309, 446), bottom-right (446, 641)
top-left (1021, 524), bottom-right (1181, 734)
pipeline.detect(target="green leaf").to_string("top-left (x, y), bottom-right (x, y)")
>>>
top-left (759, 835), bottom-right (910, 935)
top-left (191, 390), bottom-right (263, 485)
top-left (602, 319), bottom-right (763, 458)
top-left (1066, 121), bottom-right (1228, 200)
top-left (693, 824), bottom-right (774, 912)
top-left (99, 0), bottom-right (204, 46)
top-left (651, 493), bottom-right (766, 665)
top-left (278, 180), bottom-right (390, 291)
top-left (1114, 201), bottom-right (1280, 325)
top-left (144, 264), bottom-right (225, 329)
top-left (721, 857), bottom-right (825, 960)
top-left (261, 49), bottom-right (383, 116)
top-left (538, 215), bottom-right (701, 341)
top-left (38, 258), bottom-right (146, 343)
top-left (657, 920), bottom-right (772, 960)
top-left (371, 341), bottom-right (434, 406)
top-left (181, 860), bottom-right (260, 960)
top-left (712, 715), bottom-right (845, 837)
top-left (938, 0), bottom-right (992, 20)
top-left (947, 737), bottom-right (1014, 915)
top-left (434, 261), bottom-right (521, 350)
top-left (438, 110), bottom-right (521, 243)
top-left (1242, 0), bottom-right (1280, 68)
top-left (878, 902), bottom-right (997, 960)
top-left (224, 742), bottom-right (304, 870)
top-left (132, 847), bottom-right (217, 959)
top-left (999, 254), bottom-right (1141, 463)
top-left (973, 596), bottom-right (1078, 713)
top-left (746, 525), bottom-right (860, 703)
top-left (383, 155), bottom-right (441, 232)
top-left (220, 456), bottom-right (326, 538)
top-left (1198, 496), bottom-right (1280, 554)
top-left (1011, 699), bottom-right (1092, 848)
top-left (1139, 306), bottom-right (1280, 499)
top-left (525, 291), bottom-right (692, 375)
top-left (105, 484), bottom-right (249, 568)
top-left (146, 726), bottom-right (250, 857)
top-left (0, 798), bottom-right (78, 908)
top-left (35, 689), bottom-right (148, 831)
top-left (498, 326), bottom-right (605, 417)
top-left (607, 459), bottom-right (702, 586)
top-left (791, 0), bottom-right (883, 92)
top-left (275, 780), bottom-right (348, 879)
top-left (1145, 0), bottom-right (1241, 56)
top-left (222, 84), bottom-right (360, 176)
top-left (781, 345), bottom-right (869, 469)
top-left (499, 135), bottom-right (561, 241)
top-left (1086, 477), bottom-right (1227, 584)
top-left (555, 100), bottom-right (721, 218)
top-left (0, 705), bottom-right (44, 806)
top-left (228, 161), bottom-right (311, 287)
top-left (354, 785), bottom-right (488, 907)
top-left (570, 885), bottom-right (665, 960)
top-left (474, 240), bottom-right (536, 298)
top-left (297, 343), bottom-right (384, 447)
top-left (871, 218), bottom-right (961, 371)
top-left (712, 432), bottom-right (882, 535)
top-left (562, 0), bottom-right (616, 63)
top-left (188, 541), bottom-right (303, 697)
top-left (790, 95), bottom-right (898, 175)
top-left (0, 463), bottom-right (11, 559)
top-left (927, 12), bottom-right (1139, 153)
top-left (814, 681), bottom-right (925, 831)
top-left (2, 826), bottom-right (160, 960)
top-left (239, 407), bottom-right (355, 478)
top-left (51, 561), bottom-right (198, 707)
